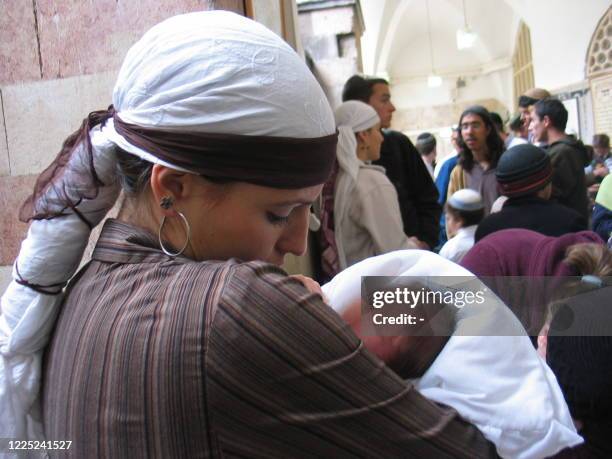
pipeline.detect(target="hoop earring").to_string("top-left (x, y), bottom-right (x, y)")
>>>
top-left (158, 211), bottom-right (191, 257)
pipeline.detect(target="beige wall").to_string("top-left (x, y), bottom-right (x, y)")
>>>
top-left (591, 75), bottom-right (612, 138)
top-left (0, 1), bottom-right (282, 289)
top-left (298, 4), bottom-right (363, 109)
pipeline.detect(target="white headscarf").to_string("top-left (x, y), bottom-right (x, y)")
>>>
top-left (0, 10), bottom-right (335, 443)
top-left (333, 100), bottom-right (380, 269)
top-left (322, 250), bottom-right (583, 459)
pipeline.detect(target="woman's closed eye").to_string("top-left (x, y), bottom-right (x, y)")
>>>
top-left (266, 211), bottom-right (290, 226)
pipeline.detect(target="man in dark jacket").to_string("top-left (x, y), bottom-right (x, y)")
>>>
top-left (476, 144), bottom-right (587, 242)
top-left (342, 75), bottom-right (441, 249)
top-left (530, 98), bottom-right (589, 219)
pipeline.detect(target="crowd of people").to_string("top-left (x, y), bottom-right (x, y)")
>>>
top-left (312, 73), bottom-right (611, 457)
top-left (0, 11), bottom-right (610, 458)
top-left (317, 73), bottom-right (611, 267)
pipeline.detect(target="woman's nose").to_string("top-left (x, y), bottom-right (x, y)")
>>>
top-left (275, 207), bottom-right (309, 257)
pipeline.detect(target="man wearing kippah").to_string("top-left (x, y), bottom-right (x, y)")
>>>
top-left (475, 144), bottom-right (587, 242)
top-left (415, 132), bottom-right (437, 179)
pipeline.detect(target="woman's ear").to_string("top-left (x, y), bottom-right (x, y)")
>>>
top-left (356, 130), bottom-right (369, 145)
top-left (150, 165), bottom-right (193, 216)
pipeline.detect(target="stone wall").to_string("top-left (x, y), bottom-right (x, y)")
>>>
top-left (392, 98), bottom-right (509, 133)
top-left (591, 74), bottom-right (612, 138)
top-left (298, 2), bottom-right (363, 109)
top-left (0, 1), bottom-right (246, 290)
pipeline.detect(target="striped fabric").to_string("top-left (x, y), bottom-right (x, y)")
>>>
top-left (42, 219), bottom-right (497, 458)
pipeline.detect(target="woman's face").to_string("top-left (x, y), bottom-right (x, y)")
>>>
top-left (182, 180), bottom-right (322, 266)
top-left (361, 123), bottom-right (384, 161)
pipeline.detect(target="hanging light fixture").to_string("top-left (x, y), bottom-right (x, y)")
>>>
top-left (456, 0), bottom-right (477, 50)
top-left (425, 0), bottom-right (442, 87)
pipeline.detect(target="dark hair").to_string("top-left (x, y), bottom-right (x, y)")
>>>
top-left (116, 147), bottom-right (154, 196)
top-left (116, 148), bottom-right (233, 197)
top-left (342, 75), bottom-right (389, 103)
top-left (518, 95), bottom-right (539, 108)
top-left (445, 203), bottom-right (484, 227)
top-left (534, 98), bottom-right (568, 131)
top-left (585, 144), bottom-right (594, 163)
top-left (593, 134), bottom-right (610, 149)
top-left (489, 112), bottom-right (504, 133)
top-left (416, 132), bottom-right (436, 155)
top-left (509, 113), bottom-right (523, 132)
top-left (457, 105), bottom-right (505, 171)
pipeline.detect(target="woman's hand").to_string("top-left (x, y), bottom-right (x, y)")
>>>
top-left (290, 275), bottom-right (328, 303)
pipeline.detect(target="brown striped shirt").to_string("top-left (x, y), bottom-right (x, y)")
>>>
top-left (42, 219), bottom-right (497, 458)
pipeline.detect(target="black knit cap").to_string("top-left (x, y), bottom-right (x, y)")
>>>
top-left (496, 143), bottom-right (552, 198)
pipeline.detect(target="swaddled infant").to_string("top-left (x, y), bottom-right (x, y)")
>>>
top-left (320, 250), bottom-right (582, 459)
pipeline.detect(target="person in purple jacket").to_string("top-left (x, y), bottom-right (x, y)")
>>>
top-left (461, 228), bottom-right (603, 337)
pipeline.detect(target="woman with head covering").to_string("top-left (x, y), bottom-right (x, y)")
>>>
top-left (319, 100), bottom-right (417, 279)
top-left (0, 12), bottom-right (496, 457)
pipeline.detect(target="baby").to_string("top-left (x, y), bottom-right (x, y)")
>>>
top-left (321, 250), bottom-right (582, 459)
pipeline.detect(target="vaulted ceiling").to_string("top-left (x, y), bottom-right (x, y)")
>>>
top-left (360, 0), bottom-right (520, 80)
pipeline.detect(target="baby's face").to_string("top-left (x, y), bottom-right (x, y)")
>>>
top-left (340, 286), bottom-right (454, 379)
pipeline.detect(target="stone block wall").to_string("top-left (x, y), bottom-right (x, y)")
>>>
top-left (392, 98), bottom-right (509, 134)
top-left (392, 98), bottom-right (509, 164)
top-left (299, 3), bottom-right (363, 109)
top-left (591, 74), bottom-right (612, 137)
top-left (0, 0), bottom-right (246, 289)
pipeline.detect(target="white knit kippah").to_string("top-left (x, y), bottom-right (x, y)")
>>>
top-left (448, 189), bottom-right (484, 211)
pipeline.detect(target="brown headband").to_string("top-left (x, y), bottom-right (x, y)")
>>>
top-left (113, 115), bottom-right (338, 189)
top-left (20, 107), bottom-right (337, 223)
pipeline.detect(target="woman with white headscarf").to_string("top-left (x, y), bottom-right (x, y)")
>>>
top-left (0, 12), bottom-right (497, 458)
top-left (328, 100), bottom-right (417, 273)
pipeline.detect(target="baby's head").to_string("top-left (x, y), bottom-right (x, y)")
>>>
top-left (341, 280), bottom-right (456, 379)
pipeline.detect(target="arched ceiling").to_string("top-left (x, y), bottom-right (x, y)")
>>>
top-left (361, 0), bottom-right (520, 80)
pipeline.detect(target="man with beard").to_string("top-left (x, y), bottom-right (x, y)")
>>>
top-left (447, 106), bottom-right (505, 214)
top-left (342, 75), bottom-right (441, 249)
